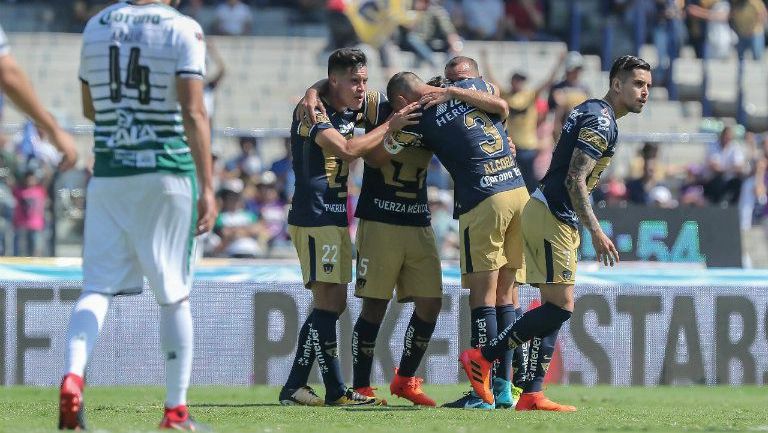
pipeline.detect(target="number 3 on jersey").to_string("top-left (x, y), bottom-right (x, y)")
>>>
top-left (109, 46), bottom-right (152, 104)
top-left (464, 110), bottom-right (503, 156)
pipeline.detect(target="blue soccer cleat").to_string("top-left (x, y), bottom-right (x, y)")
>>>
top-left (441, 390), bottom-right (495, 409)
top-left (492, 377), bottom-right (514, 409)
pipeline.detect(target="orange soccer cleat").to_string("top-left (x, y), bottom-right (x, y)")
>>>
top-left (515, 391), bottom-right (577, 412)
top-left (58, 373), bottom-right (86, 430)
top-left (458, 348), bottom-right (493, 404)
top-left (390, 371), bottom-right (436, 406)
top-left (159, 405), bottom-right (210, 431)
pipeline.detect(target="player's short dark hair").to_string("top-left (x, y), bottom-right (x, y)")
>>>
top-left (609, 55), bottom-right (651, 84)
top-left (445, 56), bottom-right (479, 75)
top-left (328, 48), bottom-right (367, 76)
top-left (426, 75), bottom-right (448, 87)
top-left (387, 71), bottom-right (423, 102)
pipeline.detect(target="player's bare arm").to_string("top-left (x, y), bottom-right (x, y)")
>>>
top-left (177, 77), bottom-right (217, 235)
top-left (362, 132), bottom-right (400, 168)
top-left (565, 147), bottom-right (619, 266)
top-left (315, 101), bottom-right (421, 162)
top-left (296, 78), bottom-right (328, 123)
top-left (0, 53), bottom-right (78, 170)
top-left (419, 85), bottom-right (509, 119)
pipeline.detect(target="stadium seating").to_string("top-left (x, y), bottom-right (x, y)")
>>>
top-left (2, 32), bottom-right (766, 168)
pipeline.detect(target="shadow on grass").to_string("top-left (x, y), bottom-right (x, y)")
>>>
top-left (192, 403), bottom-right (283, 408)
top-left (340, 406), bottom-right (422, 412)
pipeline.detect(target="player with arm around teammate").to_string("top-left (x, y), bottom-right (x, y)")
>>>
top-left (459, 55), bottom-right (652, 411)
top-left (278, 48), bottom-right (420, 407)
top-left (385, 70), bottom-right (529, 409)
top-left (433, 56), bottom-right (529, 409)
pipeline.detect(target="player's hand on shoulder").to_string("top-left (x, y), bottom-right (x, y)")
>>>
top-left (52, 128), bottom-right (78, 172)
top-left (196, 189), bottom-right (218, 235)
top-left (296, 89), bottom-right (326, 124)
top-left (591, 229), bottom-right (619, 267)
top-left (389, 101), bottom-right (421, 132)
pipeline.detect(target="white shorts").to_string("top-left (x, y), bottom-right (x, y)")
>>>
top-left (82, 172), bottom-right (198, 304)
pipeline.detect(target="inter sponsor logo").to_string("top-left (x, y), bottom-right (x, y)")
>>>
top-left (476, 318), bottom-right (487, 347)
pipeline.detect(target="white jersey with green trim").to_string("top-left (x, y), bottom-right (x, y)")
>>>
top-left (79, 1), bottom-right (206, 177)
top-left (0, 24), bottom-right (10, 57)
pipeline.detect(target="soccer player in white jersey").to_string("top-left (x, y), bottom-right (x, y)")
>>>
top-left (0, 25), bottom-right (77, 170)
top-left (59, 1), bottom-right (216, 430)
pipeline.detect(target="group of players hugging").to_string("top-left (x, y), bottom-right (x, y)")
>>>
top-left (47, 1), bottom-right (650, 430)
top-left (280, 47), bottom-right (651, 411)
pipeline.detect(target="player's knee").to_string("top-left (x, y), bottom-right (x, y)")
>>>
top-left (414, 297), bottom-right (442, 322)
top-left (539, 284), bottom-right (575, 312)
top-left (360, 298), bottom-right (388, 324)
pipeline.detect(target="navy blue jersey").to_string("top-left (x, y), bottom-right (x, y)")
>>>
top-left (288, 90), bottom-right (389, 227)
top-left (391, 77), bottom-right (525, 218)
top-left (538, 99), bottom-right (619, 227)
top-left (354, 144), bottom-right (433, 226)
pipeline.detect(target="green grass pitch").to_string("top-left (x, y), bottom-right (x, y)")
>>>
top-left (2, 385), bottom-right (767, 432)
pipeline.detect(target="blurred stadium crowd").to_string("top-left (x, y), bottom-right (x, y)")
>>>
top-left (0, 0), bottom-right (767, 259)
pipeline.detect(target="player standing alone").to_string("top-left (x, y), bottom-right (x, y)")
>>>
top-left (59, 1), bottom-right (216, 429)
top-left (460, 55), bottom-right (652, 411)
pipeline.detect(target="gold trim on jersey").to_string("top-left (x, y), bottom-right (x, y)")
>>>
top-left (379, 147), bottom-right (430, 200)
top-left (364, 91), bottom-right (380, 125)
top-left (586, 156), bottom-right (612, 192)
top-left (577, 127), bottom-right (608, 153)
top-left (323, 148), bottom-right (349, 197)
top-left (465, 110), bottom-right (504, 156)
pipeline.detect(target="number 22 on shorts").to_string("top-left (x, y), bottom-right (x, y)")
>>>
top-left (321, 244), bottom-right (338, 263)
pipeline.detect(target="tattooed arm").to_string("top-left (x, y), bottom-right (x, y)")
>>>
top-left (565, 148), bottom-right (601, 233)
top-left (565, 148), bottom-right (619, 266)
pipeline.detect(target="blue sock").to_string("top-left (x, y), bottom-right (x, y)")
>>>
top-left (481, 302), bottom-right (570, 362)
top-left (471, 306), bottom-right (497, 350)
top-left (352, 317), bottom-right (380, 388)
top-left (512, 307), bottom-right (529, 388)
top-left (310, 309), bottom-right (346, 401)
top-left (284, 311), bottom-right (316, 389)
top-left (495, 305), bottom-right (516, 381)
top-left (398, 312), bottom-right (436, 377)
top-left (524, 326), bottom-right (561, 393)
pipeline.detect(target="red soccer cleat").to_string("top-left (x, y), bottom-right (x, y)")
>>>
top-left (353, 386), bottom-right (387, 405)
top-left (459, 348), bottom-right (493, 404)
top-left (515, 391), bottom-right (577, 412)
top-left (160, 405), bottom-right (209, 431)
top-left (58, 373), bottom-right (86, 430)
top-left (390, 371), bottom-right (435, 406)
